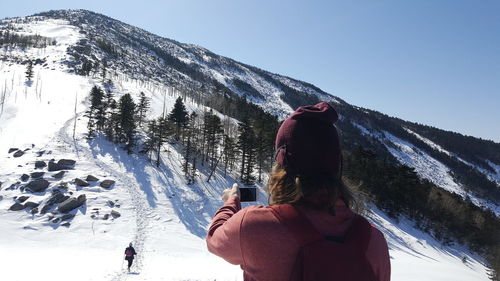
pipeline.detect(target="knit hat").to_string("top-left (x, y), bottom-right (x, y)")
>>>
top-left (275, 102), bottom-right (342, 179)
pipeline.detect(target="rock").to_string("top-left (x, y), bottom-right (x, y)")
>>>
top-left (41, 205), bottom-right (52, 214)
top-left (25, 179), bottom-right (50, 192)
top-left (111, 210), bottom-right (121, 218)
top-left (0, 195), bottom-right (3, 201)
top-left (75, 178), bottom-right (89, 187)
top-left (52, 171), bottom-right (65, 179)
top-left (58, 194), bottom-right (86, 213)
top-left (100, 180), bottom-right (115, 189)
top-left (13, 150), bottom-right (24, 158)
top-left (90, 214), bottom-right (97, 219)
top-left (61, 214), bottom-right (75, 221)
top-left (57, 159), bottom-right (76, 166)
top-left (61, 222), bottom-right (70, 227)
top-left (36, 150), bottom-right (46, 157)
top-left (17, 196), bottom-right (29, 203)
top-left (30, 172), bottom-right (45, 178)
top-left (47, 215), bottom-right (54, 221)
top-left (21, 174), bottom-right (29, 181)
top-left (86, 175), bottom-right (99, 182)
top-left (35, 161), bottom-right (47, 168)
top-left (24, 201), bottom-right (39, 209)
top-left (77, 194), bottom-right (86, 204)
top-left (52, 217), bottom-right (61, 223)
top-left (31, 207), bottom-right (39, 214)
top-left (107, 200), bottom-right (115, 207)
top-left (9, 203), bottom-right (26, 211)
top-left (48, 161), bottom-right (65, 172)
top-left (46, 190), bottom-right (62, 205)
top-left (8, 148), bottom-right (19, 153)
top-left (103, 214), bottom-right (109, 220)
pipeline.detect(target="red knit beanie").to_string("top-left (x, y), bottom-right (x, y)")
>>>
top-left (275, 102), bottom-right (342, 179)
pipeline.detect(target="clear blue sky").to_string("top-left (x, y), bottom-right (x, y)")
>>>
top-left (2, 0), bottom-right (499, 142)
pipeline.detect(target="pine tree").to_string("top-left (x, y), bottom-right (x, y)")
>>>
top-left (117, 93), bottom-right (136, 153)
top-left (183, 112), bottom-right (198, 183)
top-left (104, 91), bottom-right (117, 141)
top-left (168, 97), bottom-right (189, 141)
top-left (93, 87), bottom-right (106, 132)
top-left (25, 60), bottom-right (33, 83)
top-left (203, 110), bottom-right (223, 167)
top-left (85, 86), bottom-right (105, 139)
top-left (237, 118), bottom-right (256, 185)
top-left (222, 134), bottom-right (237, 177)
top-left (136, 92), bottom-right (150, 127)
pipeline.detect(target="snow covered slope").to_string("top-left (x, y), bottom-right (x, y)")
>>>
top-left (0, 11), bottom-right (496, 281)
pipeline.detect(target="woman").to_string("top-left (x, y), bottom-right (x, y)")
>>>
top-left (206, 102), bottom-right (390, 281)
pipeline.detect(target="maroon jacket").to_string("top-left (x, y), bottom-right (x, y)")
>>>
top-left (207, 196), bottom-right (391, 281)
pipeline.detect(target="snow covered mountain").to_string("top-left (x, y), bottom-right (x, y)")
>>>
top-left (0, 9), bottom-right (498, 281)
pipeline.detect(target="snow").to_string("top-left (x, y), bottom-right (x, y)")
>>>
top-left (0, 14), bottom-right (493, 281)
top-left (405, 128), bottom-right (500, 185)
top-left (353, 123), bottom-right (500, 216)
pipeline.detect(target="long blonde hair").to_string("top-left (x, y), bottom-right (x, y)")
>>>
top-left (265, 163), bottom-right (355, 214)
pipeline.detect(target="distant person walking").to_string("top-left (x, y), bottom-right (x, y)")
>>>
top-left (124, 243), bottom-right (137, 272)
top-left (206, 102), bottom-right (391, 280)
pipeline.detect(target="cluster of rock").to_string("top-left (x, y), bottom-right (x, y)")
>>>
top-left (3, 153), bottom-right (120, 228)
top-left (90, 201), bottom-right (121, 221)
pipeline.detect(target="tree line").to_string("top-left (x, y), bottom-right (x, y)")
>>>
top-left (343, 146), bottom-right (500, 280)
top-left (0, 30), bottom-right (56, 49)
top-left (86, 86), bottom-right (279, 186)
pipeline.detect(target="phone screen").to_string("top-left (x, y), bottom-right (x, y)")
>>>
top-left (239, 187), bottom-right (257, 202)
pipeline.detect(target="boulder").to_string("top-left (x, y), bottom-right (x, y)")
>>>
top-left (57, 159), bottom-right (76, 166)
top-left (77, 194), bottom-right (86, 204)
top-left (52, 217), bottom-right (61, 223)
top-left (107, 200), bottom-right (115, 207)
top-left (86, 175), bottom-right (99, 182)
top-left (8, 148), bottom-right (19, 153)
top-left (31, 207), bottom-right (39, 214)
top-left (102, 214), bottom-right (109, 220)
top-left (46, 191), bottom-right (68, 206)
top-left (17, 196), bottom-right (29, 203)
top-left (21, 174), bottom-right (29, 181)
top-left (24, 201), bottom-right (39, 209)
top-left (36, 150), bottom-right (45, 157)
top-left (58, 194), bottom-right (86, 213)
top-left (52, 171), bottom-right (65, 179)
top-left (61, 214), bottom-right (75, 221)
top-left (9, 203), bottom-right (26, 211)
top-left (61, 222), bottom-right (70, 227)
top-left (30, 172), bottom-right (45, 178)
top-left (40, 204), bottom-right (52, 214)
top-left (111, 210), bottom-right (121, 218)
top-left (0, 195), bottom-right (3, 201)
top-left (13, 150), bottom-right (24, 158)
top-left (25, 179), bottom-right (50, 192)
top-left (48, 161), bottom-right (65, 171)
top-left (75, 178), bottom-right (89, 187)
top-left (35, 161), bottom-right (47, 168)
top-left (100, 180), bottom-right (115, 189)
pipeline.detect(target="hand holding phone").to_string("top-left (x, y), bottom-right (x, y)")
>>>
top-left (222, 183), bottom-right (240, 202)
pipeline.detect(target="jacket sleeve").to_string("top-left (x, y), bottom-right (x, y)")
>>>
top-left (206, 195), bottom-right (246, 265)
top-left (366, 227), bottom-right (391, 281)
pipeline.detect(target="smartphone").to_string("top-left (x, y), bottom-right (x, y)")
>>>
top-left (239, 187), bottom-right (257, 202)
